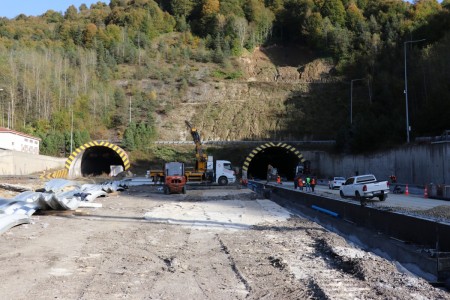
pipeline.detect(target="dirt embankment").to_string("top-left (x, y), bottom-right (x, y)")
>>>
top-left (0, 184), bottom-right (448, 299)
top-left (148, 45), bottom-right (340, 141)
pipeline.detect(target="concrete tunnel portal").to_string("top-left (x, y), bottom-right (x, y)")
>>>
top-left (66, 141), bottom-right (130, 178)
top-left (242, 143), bottom-right (306, 181)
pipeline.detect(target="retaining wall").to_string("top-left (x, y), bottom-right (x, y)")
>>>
top-left (301, 142), bottom-right (449, 185)
top-left (248, 181), bottom-right (450, 281)
top-left (0, 150), bottom-right (66, 175)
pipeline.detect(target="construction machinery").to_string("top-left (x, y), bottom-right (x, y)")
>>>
top-left (295, 160), bottom-right (311, 177)
top-left (184, 120), bottom-right (236, 185)
top-left (267, 164), bottom-right (278, 182)
top-left (148, 121), bottom-right (236, 186)
top-left (163, 162), bottom-right (187, 194)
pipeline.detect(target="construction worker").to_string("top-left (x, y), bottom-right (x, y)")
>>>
top-left (306, 176), bottom-right (311, 191)
top-left (311, 177), bottom-right (316, 192)
top-left (390, 175), bottom-right (397, 183)
top-left (276, 175), bottom-right (281, 184)
top-left (298, 177), bottom-right (304, 191)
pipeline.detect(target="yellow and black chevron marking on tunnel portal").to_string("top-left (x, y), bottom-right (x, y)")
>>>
top-left (65, 141), bottom-right (130, 171)
top-left (242, 142), bottom-right (305, 172)
top-left (40, 168), bottom-right (68, 179)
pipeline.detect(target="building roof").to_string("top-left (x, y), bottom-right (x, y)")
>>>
top-left (0, 127), bottom-right (41, 141)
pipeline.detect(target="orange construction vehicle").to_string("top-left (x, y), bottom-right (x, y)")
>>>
top-left (163, 162), bottom-right (187, 194)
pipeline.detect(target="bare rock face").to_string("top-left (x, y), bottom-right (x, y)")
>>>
top-left (298, 59), bottom-right (335, 82)
top-left (150, 46), bottom-right (338, 141)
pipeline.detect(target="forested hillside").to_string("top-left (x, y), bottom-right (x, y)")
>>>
top-left (0, 0), bottom-right (448, 157)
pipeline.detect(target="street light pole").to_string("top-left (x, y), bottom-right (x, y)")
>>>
top-left (0, 88), bottom-right (3, 127)
top-left (70, 109), bottom-right (74, 153)
top-left (404, 39), bottom-right (425, 143)
top-left (350, 78), bottom-right (364, 125)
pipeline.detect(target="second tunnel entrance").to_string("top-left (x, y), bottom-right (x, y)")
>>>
top-left (242, 143), bottom-right (306, 181)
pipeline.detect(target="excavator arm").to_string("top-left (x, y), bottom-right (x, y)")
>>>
top-left (185, 120), bottom-right (207, 172)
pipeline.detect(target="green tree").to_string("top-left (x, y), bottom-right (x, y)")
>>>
top-left (113, 88), bottom-right (126, 108)
top-left (321, 0), bottom-right (346, 27)
top-left (171, 0), bottom-right (196, 16)
top-left (64, 5), bottom-right (78, 21)
top-left (123, 123), bottom-right (137, 151)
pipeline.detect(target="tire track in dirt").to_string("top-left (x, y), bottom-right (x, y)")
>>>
top-left (217, 235), bottom-right (252, 295)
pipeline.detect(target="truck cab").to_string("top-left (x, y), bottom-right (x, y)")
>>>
top-left (340, 174), bottom-right (390, 206)
top-left (207, 157), bottom-right (236, 185)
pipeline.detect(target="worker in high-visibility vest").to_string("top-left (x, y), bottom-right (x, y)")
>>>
top-left (311, 177), bottom-right (316, 192)
top-left (298, 177), bottom-right (304, 191)
top-left (276, 175), bottom-right (281, 184)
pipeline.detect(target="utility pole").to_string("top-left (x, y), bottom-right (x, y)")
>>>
top-left (70, 109), bottom-right (74, 153)
top-left (7, 101), bottom-right (11, 129)
top-left (129, 96), bottom-right (132, 124)
top-left (404, 39), bottom-right (426, 143)
top-left (0, 88), bottom-right (3, 127)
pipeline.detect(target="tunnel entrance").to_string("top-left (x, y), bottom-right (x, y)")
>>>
top-left (81, 147), bottom-right (124, 176)
top-left (66, 141), bottom-right (130, 178)
top-left (242, 143), bottom-right (305, 180)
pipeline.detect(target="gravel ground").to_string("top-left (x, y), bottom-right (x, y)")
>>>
top-left (0, 181), bottom-right (449, 299)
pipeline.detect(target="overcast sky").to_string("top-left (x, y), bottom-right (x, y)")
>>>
top-left (0, 1), bottom-right (109, 19)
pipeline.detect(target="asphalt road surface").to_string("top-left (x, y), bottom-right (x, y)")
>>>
top-left (274, 181), bottom-right (449, 211)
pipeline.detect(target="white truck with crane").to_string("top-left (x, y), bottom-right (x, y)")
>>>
top-left (149, 121), bottom-right (236, 186)
top-left (184, 121), bottom-right (236, 185)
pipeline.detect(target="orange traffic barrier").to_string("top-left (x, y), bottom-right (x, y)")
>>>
top-left (424, 185), bottom-right (428, 198)
top-left (405, 184), bottom-right (409, 196)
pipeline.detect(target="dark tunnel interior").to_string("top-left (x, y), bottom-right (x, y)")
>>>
top-left (81, 147), bottom-right (124, 176)
top-left (246, 147), bottom-right (301, 181)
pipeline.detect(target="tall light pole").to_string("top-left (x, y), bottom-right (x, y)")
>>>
top-left (0, 88), bottom-right (3, 127)
top-left (350, 78), bottom-right (364, 125)
top-left (70, 109), bottom-right (74, 153)
top-left (404, 39), bottom-right (425, 143)
top-left (129, 96), bottom-right (132, 124)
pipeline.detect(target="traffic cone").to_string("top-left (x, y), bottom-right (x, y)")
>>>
top-left (405, 184), bottom-right (409, 196)
top-left (424, 185), bottom-right (428, 198)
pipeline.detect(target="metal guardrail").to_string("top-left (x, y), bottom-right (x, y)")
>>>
top-left (154, 140), bottom-right (336, 145)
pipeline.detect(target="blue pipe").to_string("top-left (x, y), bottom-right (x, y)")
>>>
top-left (311, 205), bottom-right (339, 218)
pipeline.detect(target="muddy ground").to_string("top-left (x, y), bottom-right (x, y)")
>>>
top-left (0, 181), bottom-right (449, 299)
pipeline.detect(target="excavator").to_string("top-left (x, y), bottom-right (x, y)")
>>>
top-left (148, 121), bottom-right (236, 185)
top-left (184, 120), bottom-right (236, 185)
top-left (185, 120), bottom-right (207, 174)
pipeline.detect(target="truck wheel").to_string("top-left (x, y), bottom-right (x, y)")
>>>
top-left (182, 186), bottom-right (186, 194)
top-left (378, 194), bottom-right (387, 201)
top-left (218, 176), bottom-right (228, 186)
top-left (340, 190), bottom-right (346, 199)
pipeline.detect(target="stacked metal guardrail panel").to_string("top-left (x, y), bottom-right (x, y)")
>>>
top-left (0, 178), bottom-right (131, 235)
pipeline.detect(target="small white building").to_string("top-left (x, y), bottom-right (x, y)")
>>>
top-left (0, 127), bottom-right (40, 154)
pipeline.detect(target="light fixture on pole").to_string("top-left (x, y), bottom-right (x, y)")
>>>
top-left (404, 39), bottom-right (425, 143)
top-left (350, 78), bottom-right (364, 125)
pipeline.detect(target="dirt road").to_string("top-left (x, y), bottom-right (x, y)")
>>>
top-left (0, 185), bottom-right (448, 299)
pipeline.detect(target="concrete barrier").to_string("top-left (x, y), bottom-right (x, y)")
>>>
top-left (0, 150), bottom-right (66, 176)
top-left (250, 181), bottom-right (450, 282)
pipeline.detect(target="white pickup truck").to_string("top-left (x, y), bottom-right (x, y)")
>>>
top-left (340, 174), bottom-right (390, 206)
